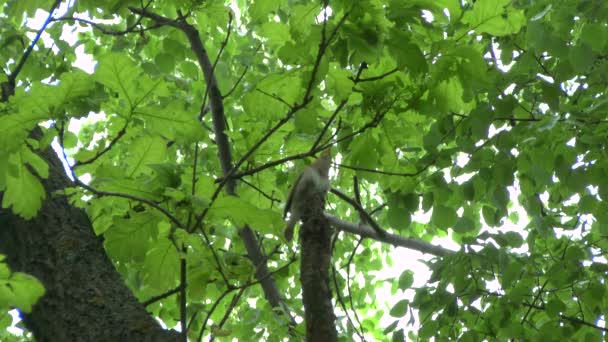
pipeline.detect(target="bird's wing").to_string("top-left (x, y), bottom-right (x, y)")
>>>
top-left (284, 171), bottom-right (304, 219)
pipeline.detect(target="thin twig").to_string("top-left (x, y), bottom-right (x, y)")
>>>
top-left (193, 9), bottom-right (352, 228)
top-left (197, 258), bottom-right (297, 340)
top-left (223, 65), bottom-right (249, 98)
top-left (222, 144), bottom-right (332, 181)
top-left (310, 99), bottom-right (348, 151)
top-left (241, 178), bottom-right (281, 203)
top-left (74, 122), bottom-right (128, 167)
top-left (331, 263), bottom-right (365, 341)
top-left (10, 0), bottom-right (62, 82)
top-left (212, 11), bottom-right (233, 71)
top-left (179, 246), bottom-right (188, 342)
top-left (197, 233), bottom-right (232, 287)
top-left (209, 287), bottom-right (246, 341)
top-left (336, 162), bottom-right (428, 177)
top-left (353, 67), bottom-right (398, 82)
top-left (345, 237), bottom-right (366, 336)
top-left (143, 285), bottom-right (181, 307)
top-left (330, 188), bottom-right (387, 236)
top-left (256, 88), bottom-right (293, 109)
top-left (57, 120), bottom-right (189, 230)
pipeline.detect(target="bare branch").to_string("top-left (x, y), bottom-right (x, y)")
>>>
top-left (353, 67), bottom-right (398, 83)
top-left (74, 122), bottom-right (128, 167)
top-left (241, 178), bottom-right (281, 203)
top-left (326, 215), bottom-right (454, 256)
top-left (336, 162), bottom-right (429, 177)
top-left (344, 236), bottom-right (367, 337)
top-left (330, 188), bottom-right (387, 236)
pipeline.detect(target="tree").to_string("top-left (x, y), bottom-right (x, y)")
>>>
top-left (1, 0), bottom-right (608, 340)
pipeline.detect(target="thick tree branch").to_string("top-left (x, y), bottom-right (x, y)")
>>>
top-left (325, 214), bottom-right (453, 256)
top-left (300, 190), bottom-right (337, 341)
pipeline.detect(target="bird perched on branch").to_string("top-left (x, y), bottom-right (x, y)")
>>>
top-left (283, 149), bottom-right (332, 242)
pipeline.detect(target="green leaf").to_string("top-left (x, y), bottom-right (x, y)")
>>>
top-left (581, 23), bottom-right (608, 53)
top-left (138, 101), bottom-right (206, 143)
top-left (95, 53), bottom-right (141, 101)
top-left (56, 70), bottom-right (97, 105)
top-left (462, 0), bottom-right (525, 36)
top-left (349, 134), bottom-right (378, 170)
top-left (545, 298), bottom-right (566, 317)
top-left (568, 44), bottom-right (595, 73)
top-left (392, 329), bottom-right (405, 342)
top-left (503, 231), bottom-right (523, 248)
top-left (154, 53), bottom-right (176, 73)
top-left (500, 261), bottom-right (520, 289)
top-left (589, 262), bottom-right (608, 273)
top-left (327, 67), bottom-right (354, 101)
top-left (104, 212), bottom-right (157, 263)
top-left (2, 150), bottom-right (46, 219)
top-left (387, 206), bottom-right (411, 231)
top-left (453, 216), bottom-right (475, 234)
top-left (422, 192), bottom-right (434, 212)
top-left (294, 107), bottom-right (319, 134)
top-left (259, 22), bottom-right (292, 49)
top-left (250, 0), bottom-right (285, 23)
top-left (482, 205), bottom-right (498, 227)
top-left (124, 135), bottom-right (167, 177)
top-left (431, 205), bottom-right (457, 229)
top-left (0, 89), bottom-right (57, 153)
top-left (143, 238), bottom-right (180, 291)
top-left (579, 194), bottom-right (597, 214)
top-left (398, 270), bottom-right (414, 290)
top-left (383, 320), bottom-right (399, 334)
top-left (388, 29), bottom-right (427, 76)
top-left (389, 299), bottom-right (408, 317)
top-left (211, 196), bottom-right (282, 235)
top-left (7, 272), bottom-right (45, 313)
top-left (0, 261), bottom-right (45, 314)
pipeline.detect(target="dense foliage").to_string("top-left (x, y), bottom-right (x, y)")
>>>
top-left (2, 0), bottom-right (608, 340)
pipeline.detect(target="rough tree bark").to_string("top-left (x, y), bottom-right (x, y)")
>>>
top-left (299, 192), bottom-right (337, 342)
top-left (0, 130), bottom-right (180, 342)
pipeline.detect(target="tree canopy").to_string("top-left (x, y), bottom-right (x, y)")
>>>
top-left (1, 0), bottom-right (608, 341)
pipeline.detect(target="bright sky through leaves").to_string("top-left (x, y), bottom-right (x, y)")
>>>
top-left (2, 0), bottom-right (608, 340)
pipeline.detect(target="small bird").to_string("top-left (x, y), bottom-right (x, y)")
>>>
top-left (283, 149), bottom-right (332, 241)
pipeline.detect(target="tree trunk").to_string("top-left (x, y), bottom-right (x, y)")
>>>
top-left (299, 192), bottom-right (337, 342)
top-left (0, 133), bottom-right (180, 342)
